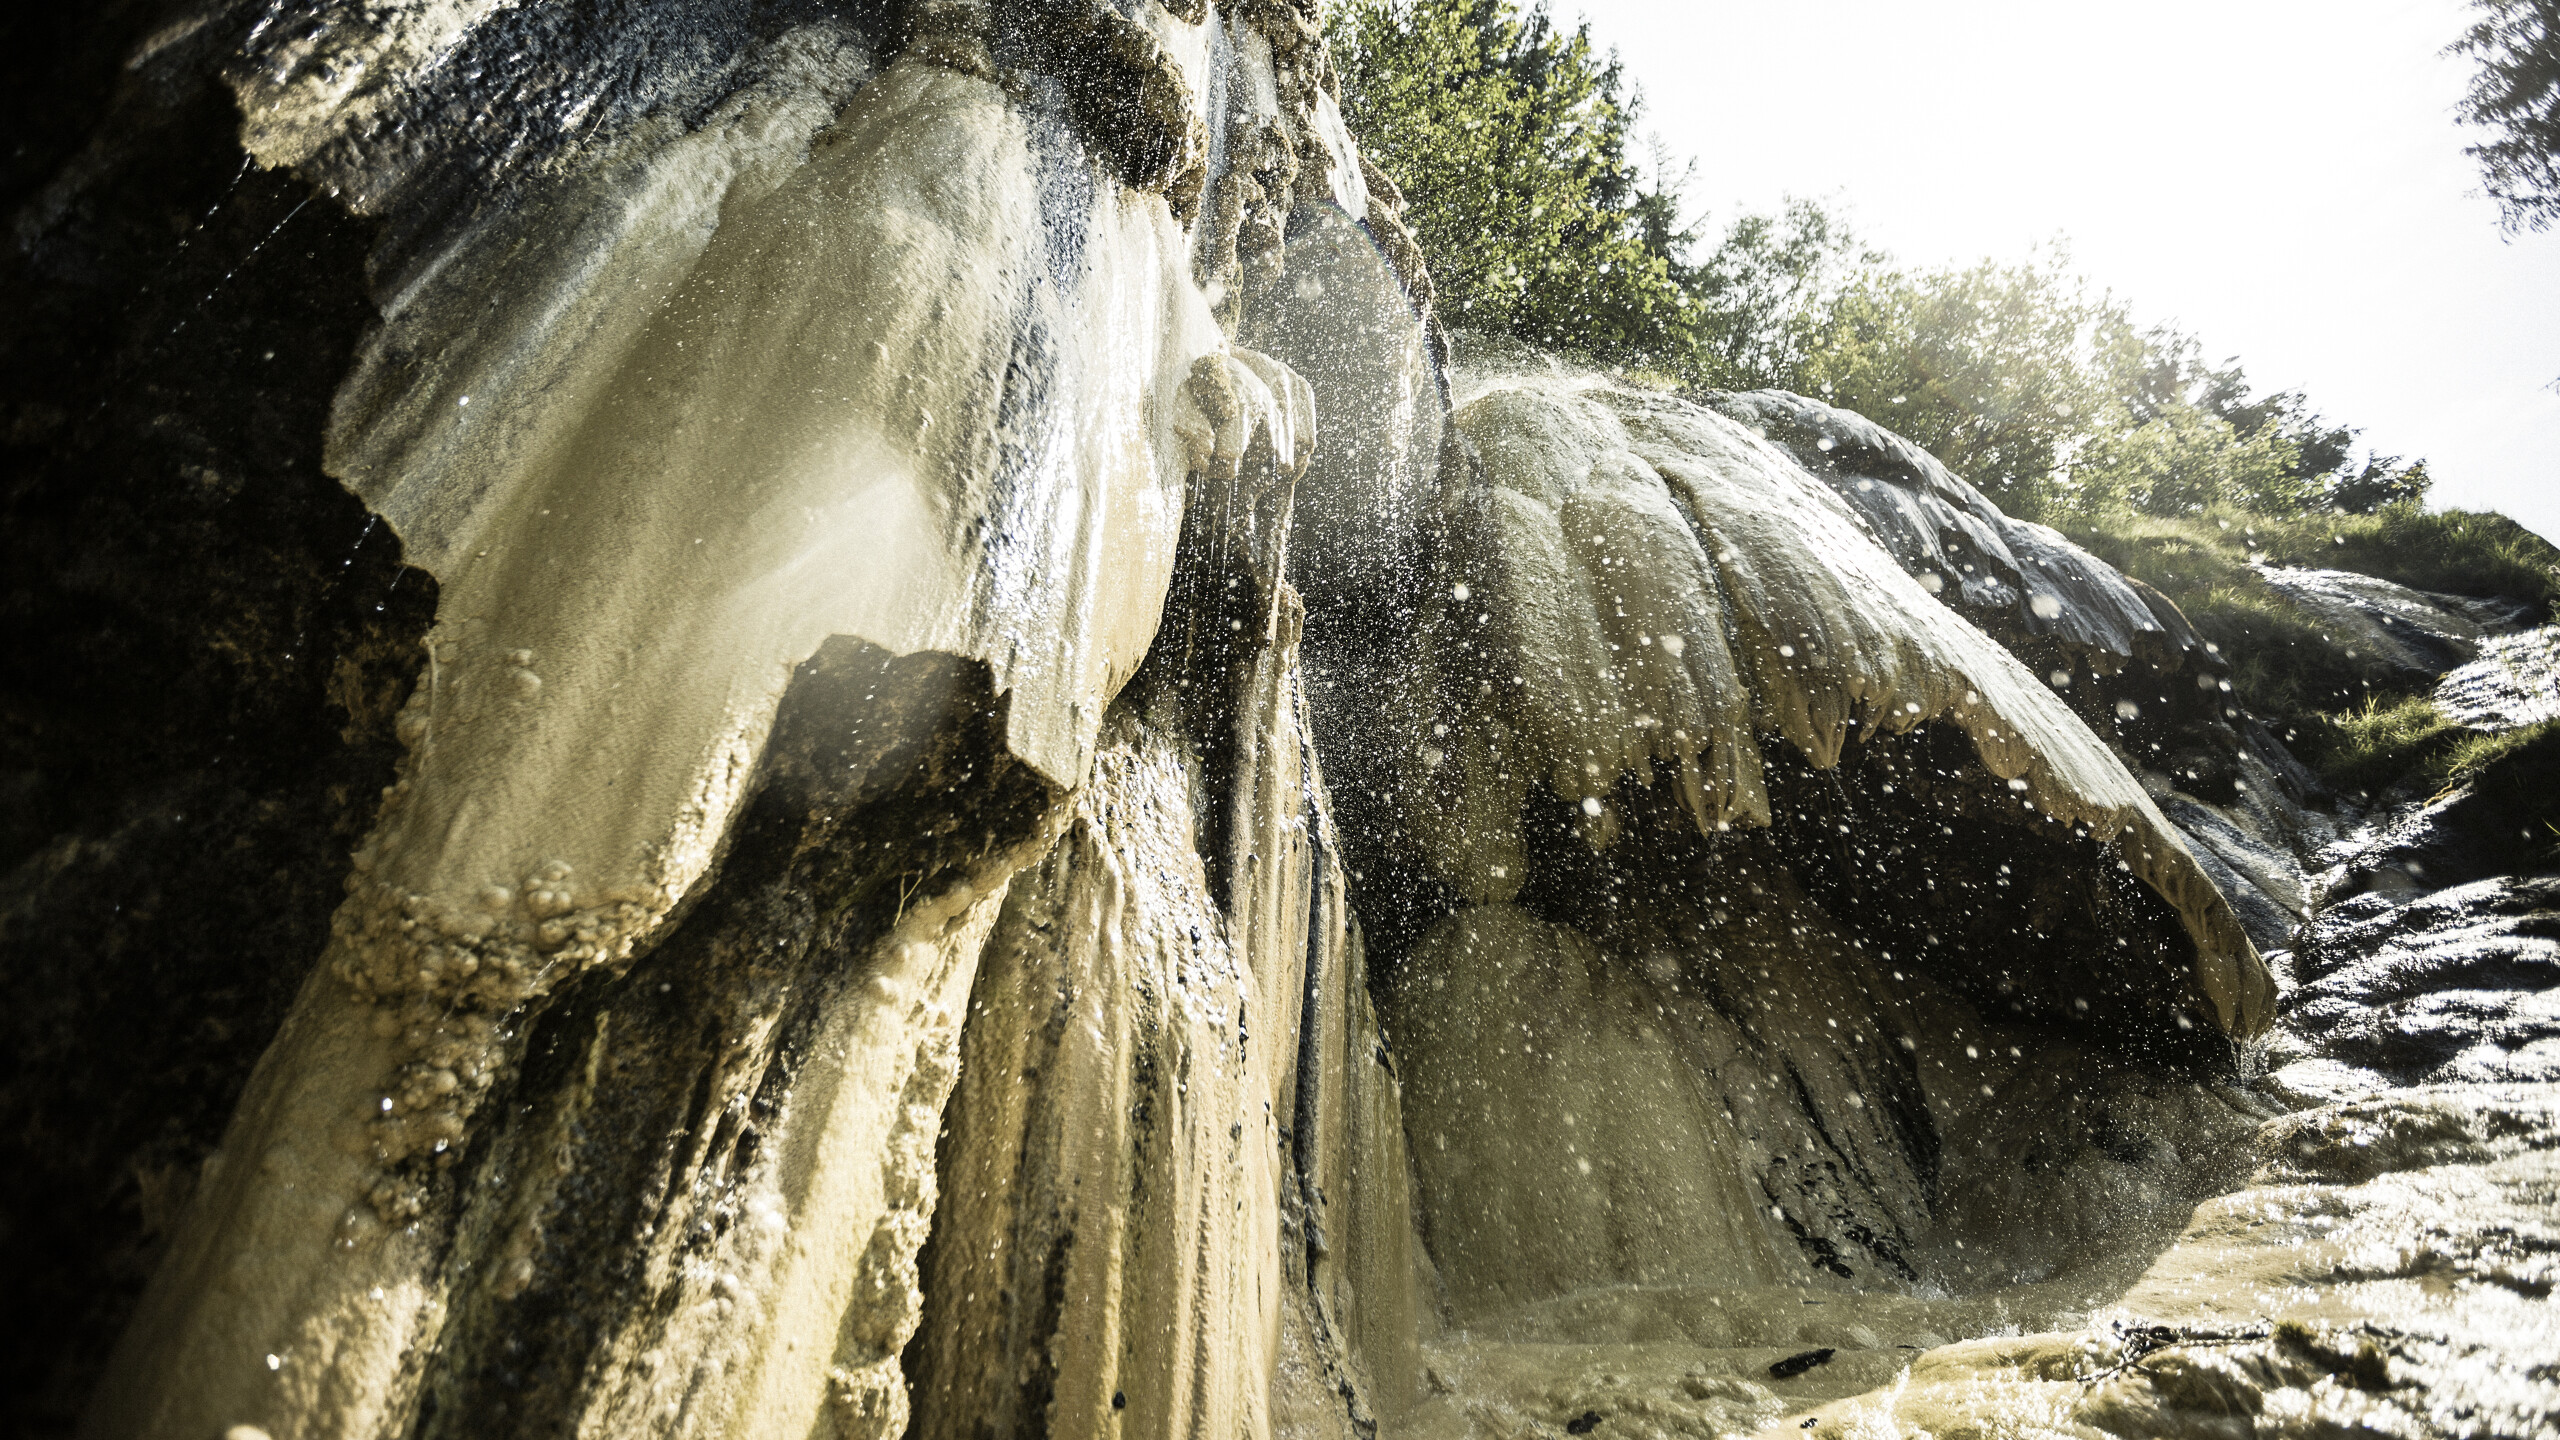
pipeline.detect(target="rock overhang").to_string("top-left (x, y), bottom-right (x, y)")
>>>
top-left (1395, 366), bottom-right (2274, 1040)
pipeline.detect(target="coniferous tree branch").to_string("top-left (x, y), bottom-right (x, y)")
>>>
top-left (2450, 0), bottom-right (2560, 234)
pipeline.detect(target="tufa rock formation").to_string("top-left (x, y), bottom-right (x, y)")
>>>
top-left (2, 3), bottom-right (2552, 1438)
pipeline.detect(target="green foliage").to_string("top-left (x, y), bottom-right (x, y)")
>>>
top-left (1331, 1), bottom-right (1890, 380)
top-left (2070, 403), bottom-right (2314, 519)
top-left (2451, 0), bottom-right (2560, 234)
top-left (1629, 238), bottom-right (2422, 521)
top-left (1684, 199), bottom-right (1882, 389)
top-left (1329, 0), bottom-right (1697, 359)
top-left (2251, 505), bottom-right (2560, 610)
top-left (1780, 263), bottom-right (2426, 521)
top-left (2062, 504), bottom-right (2560, 792)
top-left (1332, 0), bottom-right (2456, 527)
top-left (2328, 457), bottom-right (2434, 515)
top-left (2073, 328), bottom-right (2420, 519)
top-left (1789, 252), bottom-right (2108, 517)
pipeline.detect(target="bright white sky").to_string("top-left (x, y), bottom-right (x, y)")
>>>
top-left (1568, 0), bottom-right (2560, 543)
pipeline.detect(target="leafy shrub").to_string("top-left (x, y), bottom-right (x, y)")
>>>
top-left (1329, 0), bottom-right (1696, 361)
top-left (2451, 0), bottom-right (2560, 235)
top-left (1332, 0), bottom-right (2436, 526)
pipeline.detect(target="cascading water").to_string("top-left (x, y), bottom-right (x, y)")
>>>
top-left (2, 3), bottom-right (2553, 1439)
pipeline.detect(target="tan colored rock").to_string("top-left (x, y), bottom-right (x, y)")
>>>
top-left (1426, 369), bottom-right (2273, 1038)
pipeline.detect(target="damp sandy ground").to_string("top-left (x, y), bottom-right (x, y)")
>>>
top-left (1390, 1081), bottom-right (2560, 1440)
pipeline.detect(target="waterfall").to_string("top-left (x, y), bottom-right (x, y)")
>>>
top-left (2, 3), bottom-right (2550, 1438)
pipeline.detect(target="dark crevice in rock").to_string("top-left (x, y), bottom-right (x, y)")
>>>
top-left (0, 24), bottom-right (424, 1430)
top-left (1762, 727), bottom-right (2231, 1071)
top-left (411, 642), bottom-right (1057, 1434)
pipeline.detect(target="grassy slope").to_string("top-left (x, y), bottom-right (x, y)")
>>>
top-left (2058, 505), bottom-right (2560, 799)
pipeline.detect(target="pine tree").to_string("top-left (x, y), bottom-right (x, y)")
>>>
top-left (2451, 0), bottom-right (2560, 234)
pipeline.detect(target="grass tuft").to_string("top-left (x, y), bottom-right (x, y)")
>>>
top-left (2066, 505), bottom-right (2559, 619)
top-left (2253, 508), bottom-right (2560, 614)
top-left (2062, 505), bottom-right (2560, 793)
top-left (2294, 694), bottom-right (2464, 796)
top-left (2430, 717), bottom-right (2560, 791)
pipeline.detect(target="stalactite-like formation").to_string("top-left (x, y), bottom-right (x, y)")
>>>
top-left (3, 4), bottom-right (2552, 1439)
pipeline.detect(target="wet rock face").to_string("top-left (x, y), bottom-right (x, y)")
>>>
top-left (1701, 387), bottom-right (2256, 763)
top-left (384, 644), bottom-right (1060, 1438)
top-left (2434, 623), bottom-right (2560, 731)
top-left (15, 3), bottom-right (2556, 1439)
top-left (2285, 875), bottom-right (2560, 1082)
top-left (10, 1), bottom-right (1338, 1434)
top-left (1310, 357), bottom-right (2276, 1398)
top-left (1755, 730), bottom-right (2225, 1054)
top-left (1699, 390), bottom-right (2315, 842)
top-left (1374, 716), bottom-right (2248, 1318)
top-left (0, 19), bottom-right (431, 1429)
top-left (2272, 729), bottom-right (2560, 1091)
top-left (1705, 390), bottom-right (2177, 667)
top-left (1333, 362), bottom-right (2270, 1036)
top-left (2253, 565), bottom-right (2537, 685)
